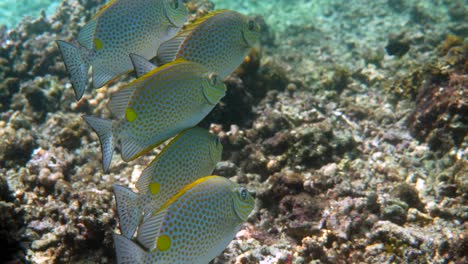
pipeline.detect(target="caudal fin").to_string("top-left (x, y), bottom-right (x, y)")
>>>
top-left (56, 40), bottom-right (90, 100)
top-left (113, 233), bottom-right (146, 264)
top-left (113, 184), bottom-right (142, 239)
top-left (82, 116), bottom-right (114, 172)
top-left (129, 53), bottom-right (157, 78)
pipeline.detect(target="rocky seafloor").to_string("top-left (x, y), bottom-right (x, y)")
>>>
top-left (0, 0), bottom-right (466, 263)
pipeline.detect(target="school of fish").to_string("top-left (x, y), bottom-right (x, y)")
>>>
top-left (57, 0), bottom-right (261, 263)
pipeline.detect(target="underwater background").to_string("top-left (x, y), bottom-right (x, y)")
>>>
top-left (0, 0), bottom-right (466, 263)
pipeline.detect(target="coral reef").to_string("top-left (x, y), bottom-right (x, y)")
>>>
top-left (407, 35), bottom-right (467, 153)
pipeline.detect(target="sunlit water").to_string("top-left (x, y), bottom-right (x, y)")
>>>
top-left (1, 0), bottom-right (59, 28)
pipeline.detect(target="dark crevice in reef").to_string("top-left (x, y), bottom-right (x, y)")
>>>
top-left (0, 177), bottom-right (26, 263)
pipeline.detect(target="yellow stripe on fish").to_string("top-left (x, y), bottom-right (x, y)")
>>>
top-left (157, 9), bottom-right (261, 79)
top-left (113, 127), bottom-right (223, 239)
top-left (56, 0), bottom-right (188, 100)
top-left (113, 176), bottom-right (256, 264)
top-left (83, 59), bottom-right (226, 172)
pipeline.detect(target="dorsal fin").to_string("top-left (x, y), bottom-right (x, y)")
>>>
top-left (157, 176), bottom-right (217, 212)
top-left (91, 0), bottom-right (116, 20)
top-left (134, 57), bottom-right (189, 80)
top-left (157, 34), bottom-right (187, 65)
top-left (183, 10), bottom-right (229, 33)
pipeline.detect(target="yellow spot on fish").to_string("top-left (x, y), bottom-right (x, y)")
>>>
top-left (94, 38), bottom-right (103, 50)
top-left (125, 108), bottom-right (137, 122)
top-left (157, 235), bottom-right (171, 251)
top-left (150, 182), bottom-right (160, 195)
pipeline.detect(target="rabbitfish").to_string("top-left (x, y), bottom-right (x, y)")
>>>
top-left (113, 126), bottom-right (223, 239)
top-left (83, 58), bottom-right (226, 172)
top-left (157, 10), bottom-right (261, 78)
top-left (57, 0), bottom-right (188, 99)
top-left (113, 176), bottom-right (255, 264)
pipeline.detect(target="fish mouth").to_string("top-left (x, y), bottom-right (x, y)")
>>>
top-left (241, 29), bottom-right (253, 48)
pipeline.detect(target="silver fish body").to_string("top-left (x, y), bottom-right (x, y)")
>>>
top-left (57, 0), bottom-right (188, 99)
top-left (113, 176), bottom-right (255, 264)
top-left (113, 126), bottom-right (223, 238)
top-left (83, 59), bottom-right (226, 172)
top-left (157, 9), bottom-right (261, 78)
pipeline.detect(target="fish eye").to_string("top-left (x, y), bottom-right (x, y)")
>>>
top-left (208, 73), bottom-right (219, 86)
top-left (248, 20), bottom-right (256, 31)
top-left (239, 188), bottom-right (248, 200)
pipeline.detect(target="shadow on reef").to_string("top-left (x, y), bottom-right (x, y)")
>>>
top-left (406, 34), bottom-right (467, 154)
top-left (0, 176), bottom-right (26, 263)
top-left (200, 15), bottom-right (285, 129)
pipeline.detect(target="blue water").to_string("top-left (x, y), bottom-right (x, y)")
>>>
top-left (2, 0), bottom-right (329, 30)
top-left (1, 0), bottom-right (59, 28)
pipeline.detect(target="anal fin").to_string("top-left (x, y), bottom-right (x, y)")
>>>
top-left (157, 33), bottom-right (186, 65)
top-left (108, 86), bottom-right (136, 118)
top-left (92, 63), bottom-right (116, 88)
top-left (77, 18), bottom-right (98, 50)
top-left (120, 136), bottom-right (149, 162)
top-left (137, 207), bottom-right (168, 251)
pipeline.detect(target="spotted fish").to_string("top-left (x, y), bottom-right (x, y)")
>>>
top-left (56, 0), bottom-right (188, 100)
top-left (113, 126), bottom-right (223, 239)
top-left (157, 10), bottom-right (261, 79)
top-left (83, 58), bottom-right (226, 172)
top-left (113, 176), bottom-right (255, 264)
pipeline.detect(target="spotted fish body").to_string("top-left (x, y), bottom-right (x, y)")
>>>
top-left (113, 127), bottom-right (223, 239)
top-left (57, 0), bottom-right (188, 99)
top-left (157, 10), bottom-right (261, 78)
top-left (83, 59), bottom-right (226, 172)
top-left (113, 176), bottom-right (255, 264)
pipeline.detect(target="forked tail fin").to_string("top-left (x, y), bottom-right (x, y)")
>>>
top-left (113, 184), bottom-right (142, 239)
top-left (56, 40), bottom-right (90, 100)
top-left (82, 116), bottom-right (114, 172)
top-left (113, 233), bottom-right (146, 264)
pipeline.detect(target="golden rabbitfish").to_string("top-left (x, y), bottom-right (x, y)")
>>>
top-left (157, 9), bottom-right (261, 78)
top-left (113, 176), bottom-right (256, 264)
top-left (83, 58), bottom-right (226, 172)
top-left (56, 0), bottom-right (188, 100)
top-left (113, 126), bottom-right (223, 239)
